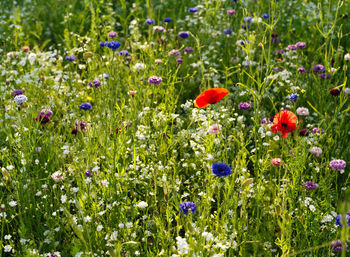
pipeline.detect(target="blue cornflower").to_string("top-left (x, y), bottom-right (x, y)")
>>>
top-left (179, 201), bottom-right (197, 215)
top-left (243, 16), bottom-right (253, 23)
top-left (189, 7), bottom-right (198, 13)
top-left (211, 163), bottom-right (232, 177)
top-left (164, 17), bottom-right (172, 23)
top-left (335, 212), bottom-right (350, 227)
top-left (289, 93), bottom-right (298, 101)
top-left (224, 29), bottom-right (232, 35)
top-left (89, 80), bottom-right (101, 88)
top-left (65, 55), bottom-right (76, 62)
top-left (179, 32), bottom-right (189, 39)
top-left (262, 13), bottom-right (269, 18)
top-left (79, 103), bottom-right (92, 110)
top-left (99, 41), bottom-right (108, 47)
top-left (106, 41), bottom-right (121, 51)
top-left (145, 18), bottom-right (155, 25)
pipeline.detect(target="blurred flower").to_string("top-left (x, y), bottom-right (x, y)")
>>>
top-left (14, 95), bottom-right (27, 104)
top-left (296, 42), bottom-right (306, 49)
top-left (296, 107), bottom-right (309, 116)
top-left (238, 102), bottom-right (251, 110)
top-left (153, 26), bottom-right (165, 32)
top-left (208, 124), bottom-right (220, 135)
top-left (329, 89), bottom-right (340, 96)
top-left (169, 49), bottom-right (180, 56)
top-left (287, 44), bottom-right (297, 51)
top-left (312, 127), bottom-right (324, 134)
top-left (108, 31), bottom-right (117, 38)
top-left (262, 13), bottom-right (269, 18)
top-left (35, 115), bottom-right (50, 124)
top-left (330, 240), bottom-right (348, 252)
top-left (155, 59), bottom-right (162, 64)
top-left (310, 147), bottom-right (322, 157)
top-left (211, 163), bottom-right (232, 177)
top-left (289, 93), bottom-right (298, 101)
top-left (299, 129), bottom-right (309, 136)
top-left (119, 50), bottom-right (129, 56)
top-left (65, 55), bottom-right (76, 61)
top-left (297, 67), bottom-right (306, 73)
top-left (129, 91), bottom-right (137, 97)
top-left (89, 80), bottom-right (101, 88)
top-left (13, 89), bottom-right (23, 96)
top-left (270, 110), bottom-right (298, 137)
top-left (148, 76), bottom-right (162, 85)
top-left (136, 201), bottom-right (148, 208)
top-left (145, 18), bottom-right (155, 25)
top-left (22, 46), bottom-right (30, 51)
top-left (329, 67), bottom-right (337, 74)
top-left (303, 181), bottom-right (318, 190)
top-left (184, 47), bottom-right (194, 53)
top-left (179, 32), bottom-right (189, 39)
top-left (329, 160), bottom-right (346, 171)
top-left (194, 88), bottom-right (229, 108)
top-left (312, 64), bottom-right (325, 73)
top-left (224, 29), bottom-right (232, 35)
top-left (40, 109), bottom-right (53, 117)
top-left (345, 88), bottom-right (350, 95)
top-left (80, 103), bottom-right (92, 110)
top-left (164, 17), bottom-right (172, 23)
top-left (106, 41), bottom-right (121, 51)
top-left (344, 53), bottom-right (350, 61)
top-left (271, 158), bottom-right (283, 167)
top-left (51, 171), bottom-right (64, 182)
top-left (176, 58), bottom-right (183, 64)
top-left (227, 9), bottom-right (236, 15)
top-left (189, 7), bottom-right (198, 13)
top-left (180, 201), bottom-right (197, 215)
top-left (133, 63), bottom-right (146, 70)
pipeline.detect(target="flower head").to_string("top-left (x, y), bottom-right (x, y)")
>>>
top-left (296, 107), bottom-right (309, 116)
top-left (119, 50), bottom-right (129, 56)
top-left (296, 42), bottom-right (306, 49)
top-left (14, 95), bottom-right (28, 104)
top-left (289, 93), bottom-right (298, 101)
top-left (303, 181), bottom-right (318, 190)
top-left (164, 17), bottom-right (172, 23)
top-left (330, 240), bottom-right (348, 252)
top-left (271, 158), bottom-right (283, 167)
top-left (13, 89), bottom-right (23, 96)
top-left (108, 31), bottom-right (117, 38)
top-left (208, 124), bottom-right (220, 135)
top-left (262, 13), bottom-right (269, 18)
top-left (297, 67), bottom-right (306, 73)
top-left (270, 110), bottom-right (298, 137)
top-left (89, 80), bottom-right (101, 88)
top-left (194, 88), bottom-right (229, 108)
top-left (310, 147), bottom-right (322, 157)
top-left (106, 41), bottom-right (121, 51)
top-left (329, 160), bottom-right (346, 171)
top-left (238, 102), bottom-right (251, 110)
top-left (145, 18), bottom-right (155, 25)
top-left (65, 55), bottom-right (76, 62)
top-left (179, 32), bottom-right (189, 39)
top-left (211, 163), bottom-right (232, 177)
top-left (80, 103), bottom-right (92, 110)
top-left (312, 64), bottom-right (325, 73)
top-left (227, 9), bottom-right (236, 15)
top-left (189, 7), bottom-right (198, 13)
top-left (179, 201), bottom-right (197, 215)
top-left (148, 76), bottom-right (162, 85)
top-left (224, 29), bottom-right (233, 35)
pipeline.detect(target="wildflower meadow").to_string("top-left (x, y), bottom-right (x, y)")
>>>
top-left (1, 0), bottom-right (350, 256)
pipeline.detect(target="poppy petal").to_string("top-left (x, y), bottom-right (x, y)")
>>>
top-left (194, 88), bottom-right (229, 108)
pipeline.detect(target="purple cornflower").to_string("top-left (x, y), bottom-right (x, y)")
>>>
top-left (13, 89), bottom-right (23, 96)
top-left (276, 49), bottom-right (285, 57)
top-left (335, 211), bottom-right (350, 227)
top-left (303, 181), bottom-right (318, 190)
top-left (329, 160), bottom-right (346, 171)
top-left (179, 32), bottom-right (189, 39)
top-left (238, 102), bottom-right (251, 110)
top-left (189, 7), bottom-right (198, 13)
top-left (224, 29), bottom-right (233, 35)
top-left (271, 33), bottom-right (280, 44)
top-left (40, 109), bottom-right (53, 117)
top-left (297, 67), bottom-right (306, 73)
top-left (296, 42), bottom-right (306, 49)
top-left (65, 55), bottom-right (76, 62)
top-left (99, 41), bottom-right (107, 47)
top-left (243, 16), bottom-right (253, 23)
top-left (85, 169), bottom-right (94, 177)
top-left (153, 26), bottom-right (165, 32)
top-left (211, 163), bottom-right (232, 177)
top-left (227, 9), bottom-right (236, 15)
top-left (261, 118), bottom-right (268, 124)
top-left (184, 47), bottom-right (194, 53)
top-left (312, 64), bottom-right (325, 73)
top-left (310, 147), bottom-right (322, 157)
top-left (106, 41), bottom-right (121, 51)
top-left (108, 32), bottom-right (117, 38)
top-left (79, 103), bottom-right (92, 110)
top-left (312, 127), bottom-right (324, 134)
top-left (262, 13), bottom-right (269, 18)
top-left (145, 18), bottom-right (155, 25)
top-left (179, 201), bottom-right (197, 215)
top-left (330, 240), bottom-right (348, 252)
top-left (169, 49), bottom-right (180, 57)
top-left (176, 58), bottom-right (183, 64)
top-left (164, 17), bottom-right (172, 23)
top-left (287, 44), bottom-right (297, 51)
top-left (148, 76), bottom-right (162, 85)
top-left (89, 80), bottom-right (101, 88)
top-left (320, 73), bottom-right (331, 80)
top-left (119, 50), bottom-right (129, 56)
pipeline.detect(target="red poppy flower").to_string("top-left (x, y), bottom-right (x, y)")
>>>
top-left (194, 88), bottom-right (229, 108)
top-left (270, 110), bottom-right (298, 137)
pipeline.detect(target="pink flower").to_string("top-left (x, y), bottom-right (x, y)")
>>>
top-left (271, 158), bottom-right (283, 167)
top-left (129, 91), bottom-right (136, 97)
top-left (22, 46), bottom-right (30, 51)
top-left (208, 124), bottom-right (220, 135)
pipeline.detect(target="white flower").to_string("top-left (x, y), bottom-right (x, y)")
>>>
top-left (96, 225), bottom-right (103, 232)
top-left (309, 205), bottom-right (316, 212)
top-left (345, 88), bottom-right (350, 95)
top-left (9, 200), bottom-right (17, 207)
top-left (133, 63), bottom-right (146, 70)
top-left (4, 245), bottom-right (12, 252)
top-left (136, 201), bottom-right (148, 208)
top-left (28, 53), bottom-right (36, 65)
top-left (344, 53), bottom-right (350, 61)
top-left (51, 171), bottom-right (65, 182)
top-left (14, 95), bottom-right (27, 104)
top-left (4, 234), bottom-right (12, 240)
top-left (126, 222), bottom-right (133, 228)
top-left (202, 231), bottom-right (214, 242)
top-left (61, 195), bottom-right (67, 204)
top-left (84, 216), bottom-right (91, 223)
